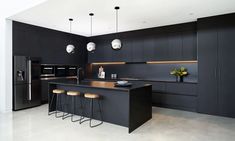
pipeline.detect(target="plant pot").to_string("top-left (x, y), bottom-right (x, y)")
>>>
top-left (179, 76), bottom-right (184, 82)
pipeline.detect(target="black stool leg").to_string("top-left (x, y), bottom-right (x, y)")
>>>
top-left (48, 94), bottom-right (55, 115)
top-left (89, 99), bottom-right (103, 128)
top-left (72, 96), bottom-right (84, 122)
top-left (62, 95), bottom-right (71, 120)
top-left (89, 99), bottom-right (94, 127)
top-left (55, 94), bottom-right (63, 118)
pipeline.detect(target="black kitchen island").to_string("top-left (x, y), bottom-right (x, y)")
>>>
top-left (48, 80), bottom-right (152, 133)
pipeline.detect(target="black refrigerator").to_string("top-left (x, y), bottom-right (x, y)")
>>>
top-left (13, 56), bottom-right (41, 110)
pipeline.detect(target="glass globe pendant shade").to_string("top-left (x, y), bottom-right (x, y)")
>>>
top-left (66, 44), bottom-right (75, 54)
top-left (87, 42), bottom-right (96, 52)
top-left (111, 39), bottom-right (122, 50)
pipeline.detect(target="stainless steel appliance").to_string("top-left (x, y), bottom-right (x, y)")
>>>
top-left (13, 56), bottom-right (41, 110)
top-left (41, 66), bottom-right (55, 77)
top-left (67, 66), bottom-right (77, 76)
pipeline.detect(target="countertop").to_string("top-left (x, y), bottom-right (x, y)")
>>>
top-left (85, 78), bottom-right (198, 84)
top-left (49, 79), bottom-right (151, 92)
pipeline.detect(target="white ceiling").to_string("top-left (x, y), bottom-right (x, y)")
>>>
top-left (9, 0), bottom-right (235, 37)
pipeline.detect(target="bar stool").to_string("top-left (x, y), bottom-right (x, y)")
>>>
top-left (49, 89), bottom-right (66, 118)
top-left (62, 91), bottom-right (84, 122)
top-left (80, 93), bottom-right (103, 127)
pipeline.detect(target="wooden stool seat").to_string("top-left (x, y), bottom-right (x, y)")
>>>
top-left (84, 93), bottom-right (99, 99)
top-left (53, 89), bottom-right (65, 94)
top-left (67, 91), bottom-right (80, 96)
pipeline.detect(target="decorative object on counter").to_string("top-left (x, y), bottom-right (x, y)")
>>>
top-left (87, 13), bottom-right (96, 52)
top-left (111, 74), bottom-right (118, 79)
top-left (98, 66), bottom-right (105, 79)
top-left (170, 67), bottom-right (188, 82)
top-left (115, 80), bottom-right (132, 87)
top-left (66, 18), bottom-right (75, 54)
top-left (111, 6), bottom-right (122, 50)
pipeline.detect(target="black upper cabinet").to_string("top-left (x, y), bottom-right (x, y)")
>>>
top-left (112, 33), bottom-right (132, 62)
top-left (88, 22), bottom-right (197, 63)
top-left (182, 31), bottom-right (197, 60)
top-left (131, 34), bottom-right (144, 62)
top-left (154, 34), bottom-right (169, 61)
top-left (168, 32), bottom-right (183, 61)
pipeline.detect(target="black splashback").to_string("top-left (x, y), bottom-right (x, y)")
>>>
top-left (90, 63), bottom-right (197, 82)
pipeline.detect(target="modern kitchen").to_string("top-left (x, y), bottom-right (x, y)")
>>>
top-left (1, 0), bottom-right (235, 141)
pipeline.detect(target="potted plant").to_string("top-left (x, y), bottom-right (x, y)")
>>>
top-left (170, 67), bottom-right (188, 82)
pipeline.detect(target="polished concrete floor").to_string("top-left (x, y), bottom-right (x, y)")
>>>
top-left (0, 105), bottom-right (235, 141)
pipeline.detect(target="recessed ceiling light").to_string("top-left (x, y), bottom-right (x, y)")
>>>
top-left (142, 21), bottom-right (147, 24)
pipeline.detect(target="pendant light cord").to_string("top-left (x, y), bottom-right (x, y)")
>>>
top-left (91, 14), bottom-right (93, 37)
top-left (69, 20), bottom-right (72, 33)
top-left (69, 18), bottom-right (73, 44)
top-left (116, 8), bottom-right (118, 33)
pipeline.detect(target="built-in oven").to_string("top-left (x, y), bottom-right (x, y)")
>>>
top-left (41, 66), bottom-right (55, 77)
top-left (67, 66), bottom-right (77, 76)
top-left (55, 66), bottom-right (66, 77)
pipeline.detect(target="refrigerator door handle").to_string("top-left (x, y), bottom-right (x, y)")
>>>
top-left (28, 60), bottom-right (32, 101)
top-left (28, 84), bottom-right (32, 101)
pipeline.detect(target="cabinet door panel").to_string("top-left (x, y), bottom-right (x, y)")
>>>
top-left (197, 20), bottom-right (219, 115)
top-left (155, 35), bottom-right (169, 61)
top-left (166, 83), bottom-right (197, 96)
top-left (131, 35), bottom-right (144, 62)
top-left (168, 32), bottom-right (182, 60)
top-left (218, 26), bottom-right (235, 117)
top-left (182, 31), bottom-right (197, 60)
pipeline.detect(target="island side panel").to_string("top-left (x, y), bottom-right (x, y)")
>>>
top-left (54, 84), bottom-right (130, 127)
top-left (129, 85), bottom-right (152, 133)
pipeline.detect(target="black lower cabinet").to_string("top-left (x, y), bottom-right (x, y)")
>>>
top-left (152, 92), bottom-right (197, 112)
top-left (148, 81), bottom-right (197, 112)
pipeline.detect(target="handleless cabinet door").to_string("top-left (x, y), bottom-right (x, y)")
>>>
top-left (168, 32), bottom-right (183, 61)
top-left (197, 19), bottom-right (219, 115)
top-left (182, 31), bottom-right (197, 60)
top-left (218, 23), bottom-right (235, 118)
top-left (131, 35), bottom-right (144, 62)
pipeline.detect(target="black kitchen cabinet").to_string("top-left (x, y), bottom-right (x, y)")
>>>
top-left (152, 92), bottom-right (197, 111)
top-left (154, 34), bottom-right (169, 61)
top-left (198, 14), bottom-right (235, 118)
top-left (147, 81), bottom-right (197, 111)
top-left (198, 18), bottom-right (219, 115)
top-left (143, 34), bottom-right (155, 61)
top-left (182, 31), bottom-right (197, 60)
top-left (131, 34), bottom-right (144, 62)
top-left (88, 22), bottom-right (197, 63)
top-left (112, 33), bottom-right (132, 62)
top-left (168, 32), bottom-right (183, 61)
top-left (218, 21), bottom-right (235, 117)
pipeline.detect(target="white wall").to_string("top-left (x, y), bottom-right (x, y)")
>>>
top-left (0, 0), bottom-right (47, 113)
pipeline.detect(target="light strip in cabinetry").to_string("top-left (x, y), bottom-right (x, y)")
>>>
top-left (146, 60), bottom-right (198, 64)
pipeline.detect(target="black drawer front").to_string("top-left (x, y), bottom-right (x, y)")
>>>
top-left (146, 82), bottom-right (166, 93)
top-left (166, 83), bottom-right (197, 96)
top-left (152, 92), bottom-right (197, 110)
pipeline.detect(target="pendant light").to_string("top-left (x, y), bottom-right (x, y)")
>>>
top-left (111, 6), bottom-right (122, 50)
top-left (87, 13), bottom-right (96, 52)
top-left (66, 18), bottom-right (75, 54)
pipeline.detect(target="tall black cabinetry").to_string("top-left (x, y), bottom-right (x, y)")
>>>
top-left (198, 14), bottom-right (235, 118)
